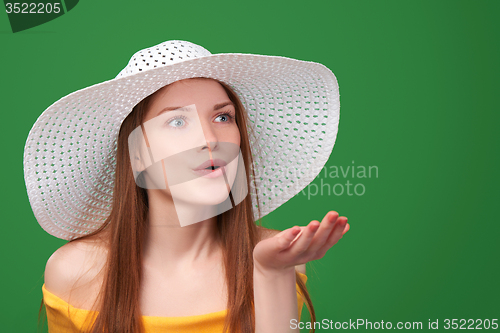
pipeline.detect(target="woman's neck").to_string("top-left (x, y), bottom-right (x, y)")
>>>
top-left (141, 189), bottom-right (222, 273)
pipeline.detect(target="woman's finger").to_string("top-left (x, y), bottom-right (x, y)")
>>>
top-left (317, 217), bottom-right (348, 256)
top-left (274, 226), bottom-right (306, 239)
top-left (289, 227), bottom-right (304, 246)
top-left (342, 223), bottom-right (350, 235)
top-left (308, 211), bottom-right (339, 253)
top-left (276, 226), bottom-right (302, 251)
top-left (287, 220), bottom-right (320, 255)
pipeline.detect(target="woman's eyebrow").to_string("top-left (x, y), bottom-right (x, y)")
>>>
top-left (213, 101), bottom-right (234, 110)
top-left (157, 101), bottom-right (234, 116)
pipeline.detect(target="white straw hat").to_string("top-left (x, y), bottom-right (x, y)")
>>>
top-left (23, 40), bottom-right (340, 240)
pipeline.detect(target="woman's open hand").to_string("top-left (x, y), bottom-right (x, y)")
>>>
top-left (253, 211), bottom-right (349, 272)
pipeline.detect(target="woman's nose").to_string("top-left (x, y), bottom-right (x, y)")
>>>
top-left (199, 121), bottom-right (219, 152)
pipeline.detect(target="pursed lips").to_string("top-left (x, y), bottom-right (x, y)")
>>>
top-left (193, 158), bottom-right (228, 171)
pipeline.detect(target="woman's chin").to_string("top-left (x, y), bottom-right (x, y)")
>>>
top-left (174, 188), bottom-right (231, 207)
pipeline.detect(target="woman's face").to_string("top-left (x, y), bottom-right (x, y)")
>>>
top-left (129, 78), bottom-right (243, 225)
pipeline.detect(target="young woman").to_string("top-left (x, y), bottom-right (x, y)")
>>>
top-left (25, 40), bottom-right (348, 333)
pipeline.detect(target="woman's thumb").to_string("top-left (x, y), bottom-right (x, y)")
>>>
top-left (276, 226), bottom-right (301, 250)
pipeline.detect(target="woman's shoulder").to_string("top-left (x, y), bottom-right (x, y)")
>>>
top-left (44, 232), bottom-right (108, 309)
top-left (256, 226), bottom-right (306, 275)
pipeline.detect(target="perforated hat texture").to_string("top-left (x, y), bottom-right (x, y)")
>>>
top-left (23, 40), bottom-right (340, 240)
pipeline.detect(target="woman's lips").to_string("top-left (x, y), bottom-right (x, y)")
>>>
top-left (192, 158), bottom-right (228, 179)
top-left (194, 158), bottom-right (227, 170)
top-left (192, 166), bottom-right (226, 178)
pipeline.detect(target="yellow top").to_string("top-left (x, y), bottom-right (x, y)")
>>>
top-left (43, 272), bottom-right (308, 333)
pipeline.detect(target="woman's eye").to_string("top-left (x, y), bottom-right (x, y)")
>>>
top-left (167, 117), bottom-right (186, 128)
top-left (214, 113), bottom-right (232, 123)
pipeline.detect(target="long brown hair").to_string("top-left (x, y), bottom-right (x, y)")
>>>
top-left (39, 78), bottom-right (316, 333)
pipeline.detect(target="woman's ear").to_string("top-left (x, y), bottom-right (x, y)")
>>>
top-left (132, 154), bottom-right (147, 174)
top-left (128, 125), bottom-right (152, 176)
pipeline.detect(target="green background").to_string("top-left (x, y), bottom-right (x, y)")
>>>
top-left (1, 0), bottom-right (499, 331)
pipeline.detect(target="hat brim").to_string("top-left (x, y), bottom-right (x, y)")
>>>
top-left (23, 53), bottom-right (340, 240)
